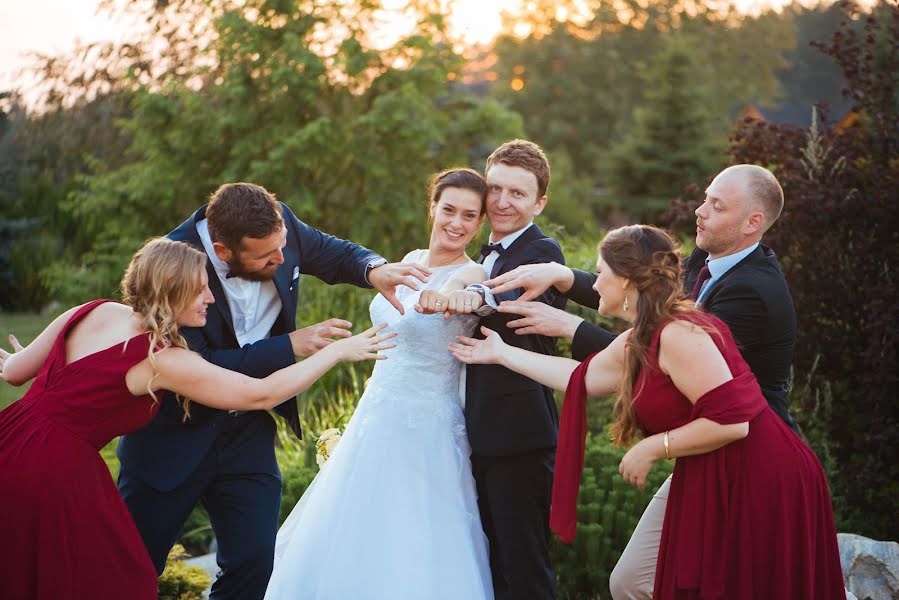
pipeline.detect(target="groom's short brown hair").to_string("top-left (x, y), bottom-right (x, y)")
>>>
top-left (206, 182), bottom-right (285, 251)
top-left (486, 139), bottom-right (551, 198)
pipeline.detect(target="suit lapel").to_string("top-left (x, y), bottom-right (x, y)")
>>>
top-left (205, 262), bottom-right (236, 336)
top-left (701, 245), bottom-right (766, 302)
top-left (491, 224), bottom-right (541, 278)
top-left (272, 239), bottom-right (299, 333)
top-left (169, 205), bottom-right (238, 338)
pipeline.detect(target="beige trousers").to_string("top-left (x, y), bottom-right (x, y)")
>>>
top-left (608, 474), bottom-right (672, 600)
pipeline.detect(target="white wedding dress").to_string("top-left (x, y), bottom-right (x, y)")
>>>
top-left (263, 251), bottom-right (493, 600)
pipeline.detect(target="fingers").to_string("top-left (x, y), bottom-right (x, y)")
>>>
top-left (483, 270), bottom-right (512, 288)
top-left (483, 278), bottom-right (522, 296)
top-left (404, 263), bottom-right (432, 282)
top-left (403, 276), bottom-right (421, 292)
top-left (362, 323), bottom-right (390, 336)
top-left (486, 278), bottom-right (544, 300)
top-left (9, 335), bottom-right (23, 352)
top-left (496, 301), bottom-right (535, 316)
top-left (479, 326), bottom-right (496, 338)
top-left (382, 290), bottom-right (405, 315)
top-left (320, 326), bottom-right (352, 339)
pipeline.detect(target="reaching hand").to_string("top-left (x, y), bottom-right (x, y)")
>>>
top-left (414, 290), bottom-right (449, 316)
top-left (618, 438), bottom-right (660, 492)
top-left (289, 318), bottom-right (354, 357)
top-left (484, 262), bottom-right (574, 301)
top-left (368, 262), bottom-right (432, 315)
top-left (328, 323), bottom-right (397, 362)
top-left (448, 326), bottom-right (506, 365)
top-left (0, 334), bottom-right (23, 383)
top-left (498, 300), bottom-right (584, 340)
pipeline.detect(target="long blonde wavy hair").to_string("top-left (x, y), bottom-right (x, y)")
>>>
top-left (602, 225), bottom-right (697, 446)
top-left (120, 238), bottom-right (208, 416)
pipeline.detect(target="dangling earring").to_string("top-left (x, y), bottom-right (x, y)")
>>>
top-left (623, 296), bottom-right (630, 312)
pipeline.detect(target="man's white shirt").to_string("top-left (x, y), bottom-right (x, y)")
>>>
top-left (466, 222), bottom-right (535, 315)
top-left (197, 218), bottom-right (282, 347)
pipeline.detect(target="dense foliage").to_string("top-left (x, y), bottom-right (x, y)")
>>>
top-left (665, 0), bottom-right (899, 540)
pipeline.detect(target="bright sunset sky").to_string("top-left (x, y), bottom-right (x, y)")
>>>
top-left (0, 0), bottom-right (814, 93)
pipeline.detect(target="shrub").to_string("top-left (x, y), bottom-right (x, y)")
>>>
top-left (663, 0), bottom-right (898, 539)
top-left (278, 458), bottom-right (318, 527)
top-left (179, 505), bottom-right (214, 556)
top-left (551, 432), bottom-right (674, 600)
top-left (158, 544), bottom-right (211, 600)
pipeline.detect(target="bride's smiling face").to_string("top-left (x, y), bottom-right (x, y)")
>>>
top-left (429, 187), bottom-right (484, 252)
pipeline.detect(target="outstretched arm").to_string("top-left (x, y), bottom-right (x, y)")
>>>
top-left (0, 305), bottom-right (81, 386)
top-left (449, 325), bottom-right (627, 395)
top-left (149, 324), bottom-right (396, 411)
top-left (619, 320), bottom-right (750, 490)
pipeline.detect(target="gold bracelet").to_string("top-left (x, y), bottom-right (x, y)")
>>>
top-left (663, 431), bottom-right (672, 460)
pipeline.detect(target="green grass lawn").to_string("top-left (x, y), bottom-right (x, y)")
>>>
top-left (0, 312), bottom-right (56, 410)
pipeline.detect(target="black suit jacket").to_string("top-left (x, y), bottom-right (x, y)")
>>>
top-left (118, 201), bottom-right (383, 490)
top-left (465, 224), bottom-right (567, 456)
top-left (569, 245), bottom-right (798, 430)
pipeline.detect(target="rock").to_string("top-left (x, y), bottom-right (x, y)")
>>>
top-left (838, 533), bottom-right (899, 600)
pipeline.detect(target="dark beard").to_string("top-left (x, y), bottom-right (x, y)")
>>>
top-left (225, 259), bottom-right (278, 282)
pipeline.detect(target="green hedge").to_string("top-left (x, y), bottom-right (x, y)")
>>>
top-left (551, 433), bottom-right (673, 600)
top-left (159, 544), bottom-right (211, 600)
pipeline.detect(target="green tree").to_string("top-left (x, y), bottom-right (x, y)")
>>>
top-left (40, 0), bottom-right (522, 302)
top-left (605, 37), bottom-right (721, 216)
top-left (491, 0), bottom-right (794, 192)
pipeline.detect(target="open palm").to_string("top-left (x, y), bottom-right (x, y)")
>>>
top-left (448, 326), bottom-right (506, 365)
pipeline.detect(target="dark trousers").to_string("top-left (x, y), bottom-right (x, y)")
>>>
top-left (472, 448), bottom-right (556, 600)
top-left (119, 415), bottom-right (282, 600)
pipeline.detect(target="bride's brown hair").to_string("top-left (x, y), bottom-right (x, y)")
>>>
top-left (601, 225), bottom-right (695, 446)
top-left (120, 238), bottom-right (207, 417)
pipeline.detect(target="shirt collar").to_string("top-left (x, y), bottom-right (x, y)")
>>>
top-left (706, 242), bottom-right (759, 279)
top-left (196, 218), bottom-right (231, 279)
top-left (490, 222), bottom-right (534, 249)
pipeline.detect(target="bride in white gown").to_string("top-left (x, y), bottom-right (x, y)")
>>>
top-left (264, 169), bottom-right (494, 600)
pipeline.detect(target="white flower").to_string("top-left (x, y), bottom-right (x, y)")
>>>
top-left (315, 427), bottom-right (344, 468)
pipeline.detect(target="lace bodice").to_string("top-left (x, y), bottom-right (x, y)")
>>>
top-left (367, 250), bottom-right (481, 391)
top-left (351, 250), bottom-right (483, 436)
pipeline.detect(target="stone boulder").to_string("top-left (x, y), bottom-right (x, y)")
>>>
top-left (839, 533), bottom-right (899, 600)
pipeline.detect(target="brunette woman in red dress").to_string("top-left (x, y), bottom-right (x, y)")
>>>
top-left (451, 225), bottom-right (845, 599)
top-left (0, 238), bottom-right (394, 600)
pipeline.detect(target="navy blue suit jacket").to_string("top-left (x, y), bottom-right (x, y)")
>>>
top-left (117, 202), bottom-right (382, 491)
top-left (465, 224), bottom-right (567, 456)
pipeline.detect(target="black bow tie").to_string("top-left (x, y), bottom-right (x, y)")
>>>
top-left (479, 242), bottom-right (505, 259)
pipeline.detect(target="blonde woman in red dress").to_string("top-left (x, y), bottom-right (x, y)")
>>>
top-left (0, 238), bottom-right (393, 600)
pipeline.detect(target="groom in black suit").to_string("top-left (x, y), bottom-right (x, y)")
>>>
top-left (443, 140), bottom-right (566, 599)
top-left (485, 164), bottom-right (797, 599)
top-left (117, 183), bottom-right (428, 600)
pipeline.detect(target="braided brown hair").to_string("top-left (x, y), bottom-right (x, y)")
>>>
top-left (600, 225), bottom-right (695, 446)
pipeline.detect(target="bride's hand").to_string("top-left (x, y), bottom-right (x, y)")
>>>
top-left (414, 290), bottom-right (449, 315)
top-left (328, 324), bottom-right (397, 362)
top-left (448, 327), bottom-right (506, 365)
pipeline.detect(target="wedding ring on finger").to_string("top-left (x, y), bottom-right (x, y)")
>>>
top-left (434, 301), bottom-right (442, 307)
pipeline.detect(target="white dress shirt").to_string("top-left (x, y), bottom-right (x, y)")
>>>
top-left (197, 219), bottom-right (282, 347)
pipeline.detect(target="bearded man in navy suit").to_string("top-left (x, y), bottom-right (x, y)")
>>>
top-left (117, 182), bottom-right (428, 600)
